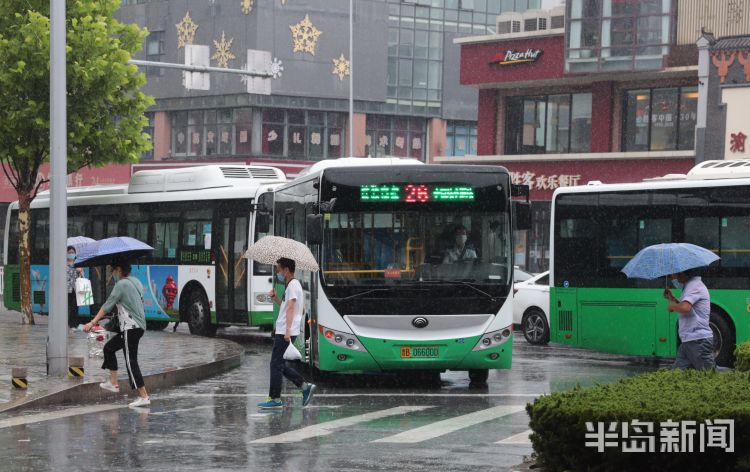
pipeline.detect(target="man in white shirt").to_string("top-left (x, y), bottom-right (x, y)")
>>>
top-left (258, 257), bottom-right (316, 409)
top-left (443, 225), bottom-right (478, 264)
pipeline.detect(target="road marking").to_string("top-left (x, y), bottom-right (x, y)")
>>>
top-left (496, 429), bottom-right (532, 445)
top-left (148, 405), bottom-right (215, 416)
top-left (372, 404), bottom-right (527, 444)
top-left (169, 393), bottom-right (543, 398)
top-left (250, 406), bottom-right (433, 444)
top-left (0, 404), bottom-right (125, 429)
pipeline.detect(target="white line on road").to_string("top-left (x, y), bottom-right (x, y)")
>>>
top-left (148, 405), bottom-right (215, 416)
top-left (250, 406), bottom-right (433, 444)
top-left (169, 393), bottom-right (544, 398)
top-left (496, 429), bottom-right (532, 445)
top-left (0, 404), bottom-right (125, 429)
top-left (372, 404), bottom-right (527, 444)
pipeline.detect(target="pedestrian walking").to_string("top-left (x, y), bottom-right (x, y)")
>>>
top-left (66, 246), bottom-right (84, 328)
top-left (257, 257), bottom-right (315, 409)
top-left (664, 270), bottom-right (716, 370)
top-left (84, 260), bottom-right (151, 407)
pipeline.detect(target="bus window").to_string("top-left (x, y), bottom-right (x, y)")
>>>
top-left (7, 211), bottom-right (19, 264)
top-left (721, 216), bottom-right (750, 267)
top-left (638, 218), bottom-right (672, 249)
top-left (124, 205), bottom-right (149, 243)
top-left (254, 192), bottom-right (274, 275)
top-left (604, 217), bottom-right (637, 269)
top-left (182, 209), bottom-right (212, 248)
top-left (31, 209), bottom-right (50, 264)
top-left (154, 222), bottom-right (179, 260)
top-left (685, 217), bottom-right (719, 253)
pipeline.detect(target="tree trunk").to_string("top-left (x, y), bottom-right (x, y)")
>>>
top-left (18, 192), bottom-right (34, 325)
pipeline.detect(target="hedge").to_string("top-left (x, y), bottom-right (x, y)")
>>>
top-left (735, 341), bottom-right (750, 372)
top-left (527, 369), bottom-right (750, 471)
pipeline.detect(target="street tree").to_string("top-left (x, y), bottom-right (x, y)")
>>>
top-left (0, 0), bottom-right (153, 324)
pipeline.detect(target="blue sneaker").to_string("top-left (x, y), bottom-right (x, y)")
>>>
top-left (302, 383), bottom-right (316, 407)
top-left (257, 397), bottom-right (284, 409)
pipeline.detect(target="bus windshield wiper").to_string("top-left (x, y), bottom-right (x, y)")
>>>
top-left (418, 280), bottom-right (497, 301)
top-left (338, 288), bottom-right (392, 301)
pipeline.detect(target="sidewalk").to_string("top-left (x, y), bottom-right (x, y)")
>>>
top-left (0, 310), bottom-right (243, 413)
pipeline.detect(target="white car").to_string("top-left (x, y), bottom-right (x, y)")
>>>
top-left (513, 271), bottom-right (550, 345)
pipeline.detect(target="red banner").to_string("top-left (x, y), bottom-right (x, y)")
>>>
top-left (0, 164), bottom-right (132, 203)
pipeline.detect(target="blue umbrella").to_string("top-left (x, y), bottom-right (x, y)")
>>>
top-left (66, 236), bottom-right (95, 252)
top-left (621, 243), bottom-right (720, 280)
top-left (74, 236), bottom-right (153, 267)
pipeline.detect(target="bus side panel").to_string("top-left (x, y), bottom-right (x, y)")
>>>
top-left (579, 292), bottom-right (657, 357)
top-left (249, 273), bottom-right (274, 326)
top-left (4, 265), bottom-right (20, 312)
top-left (551, 287), bottom-right (578, 346)
top-left (176, 265), bottom-right (214, 322)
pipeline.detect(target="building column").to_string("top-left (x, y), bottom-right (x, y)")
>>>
top-left (477, 89), bottom-right (497, 155)
top-left (427, 118), bottom-right (447, 163)
top-left (153, 111), bottom-right (171, 160)
top-left (346, 112), bottom-right (367, 157)
top-left (590, 82), bottom-right (614, 153)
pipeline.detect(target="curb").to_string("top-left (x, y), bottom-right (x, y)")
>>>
top-left (0, 341), bottom-right (243, 414)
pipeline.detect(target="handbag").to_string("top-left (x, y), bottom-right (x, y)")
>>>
top-left (104, 313), bottom-right (121, 334)
top-left (75, 278), bottom-right (94, 306)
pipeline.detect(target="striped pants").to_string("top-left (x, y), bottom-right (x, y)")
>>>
top-left (102, 328), bottom-right (145, 389)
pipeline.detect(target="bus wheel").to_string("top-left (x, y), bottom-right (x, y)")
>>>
top-left (146, 321), bottom-right (170, 331)
top-left (186, 292), bottom-right (217, 337)
top-left (522, 308), bottom-right (550, 345)
top-left (468, 369), bottom-right (489, 384)
top-left (709, 310), bottom-right (735, 367)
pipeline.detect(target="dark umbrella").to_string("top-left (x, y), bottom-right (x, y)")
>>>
top-left (74, 236), bottom-right (153, 267)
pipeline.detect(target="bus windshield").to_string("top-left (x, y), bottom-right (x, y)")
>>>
top-left (322, 209), bottom-right (511, 287)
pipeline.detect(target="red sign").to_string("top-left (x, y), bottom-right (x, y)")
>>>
top-left (730, 132), bottom-right (747, 153)
top-left (384, 268), bottom-right (402, 279)
top-left (490, 48), bottom-right (543, 66)
top-left (0, 164), bottom-right (132, 203)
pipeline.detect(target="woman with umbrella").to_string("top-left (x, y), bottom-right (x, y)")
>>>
top-left (66, 240), bottom-right (88, 328)
top-left (80, 237), bottom-right (154, 408)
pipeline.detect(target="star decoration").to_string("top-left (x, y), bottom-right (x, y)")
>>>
top-left (290, 14), bottom-right (322, 56)
top-left (175, 11), bottom-right (198, 49)
top-left (270, 57), bottom-right (284, 78)
top-left (241, 0), bottom-right (254, 14)
top-left (212, 32), bottom-right (236, 68)
top-left (332, 53), bottom-right (350, 80)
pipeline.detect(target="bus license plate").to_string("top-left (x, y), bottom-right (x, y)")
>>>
top-left (400, 346), bottom-right (439, 358)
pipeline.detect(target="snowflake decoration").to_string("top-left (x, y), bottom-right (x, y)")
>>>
top-left (241, 0), bottom-right (254, 14)
top-left (176, 11), bottom-right (199, 48)
top-left (332, 53), bottom-right (350, 80)
top-left (270, 57), bottom-right (284, 78)
top-left (290, 14), bottom-right (322, 56)
top-left (212, 32), bottom-right (236, 68)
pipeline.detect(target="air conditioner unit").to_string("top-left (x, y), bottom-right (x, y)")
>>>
top-left (522, 9), bottom-right (551, 33)
top-left (496, 12), bottom-right (522, 34)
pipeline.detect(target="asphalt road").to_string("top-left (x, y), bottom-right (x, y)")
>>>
top-left (0, 334), bottom-right (664, 472)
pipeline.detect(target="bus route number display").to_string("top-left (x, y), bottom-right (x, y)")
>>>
top-left (360, 184), bottom-right (475, 202)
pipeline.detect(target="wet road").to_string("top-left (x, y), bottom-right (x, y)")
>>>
top-left (0, 335), bottom-right (666, 472)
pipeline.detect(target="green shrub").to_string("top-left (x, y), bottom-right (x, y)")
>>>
top-left (527, 369), bottom-right (750, 472)
top-left (735, 341), bottom-right (750, 372)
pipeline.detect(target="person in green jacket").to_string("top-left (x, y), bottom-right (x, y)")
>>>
top-left (84, 260), bottom-right (150, 408)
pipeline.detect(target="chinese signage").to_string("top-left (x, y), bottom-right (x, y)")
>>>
top-left (585, 419), bottom-right (734, 453)
top-left (730, 131), bottom-right (747, 153)
top-left (510, 171), bottom-right (582, 190)
top-left (491, 48), bottom-right (543, 66)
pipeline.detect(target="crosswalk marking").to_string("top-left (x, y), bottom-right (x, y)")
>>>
top-left (250, 406), bottom-right (433, 444)
top-left (372, 404), bottom-right (527, 444)
top-left (496, 429), bottom-right (532, 445)
top-left (168, 393), bottom-right (543, 398)
top-left (0, 404), bottom-right (124, 430)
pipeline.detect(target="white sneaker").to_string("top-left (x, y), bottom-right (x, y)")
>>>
top-left (99, 381), bottom-right (120, 393)
top-left (129, 397), bottom-right (151, 408)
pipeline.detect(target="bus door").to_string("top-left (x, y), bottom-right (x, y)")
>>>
top-left (214, 204), bottom-right (249, 324)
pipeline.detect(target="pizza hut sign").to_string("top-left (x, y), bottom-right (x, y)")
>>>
top-left (491, 48), bottom-right (543, 66)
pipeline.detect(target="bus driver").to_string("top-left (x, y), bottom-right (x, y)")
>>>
top-left (443, 225), bottom-right (477, 264)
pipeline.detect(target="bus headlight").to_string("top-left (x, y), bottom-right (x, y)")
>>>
top-left (472, 325), bottom-right (513, 351)
top-left (254, 293), bottom-right (272, 305)
top-left (319, 325), bottom-right (367, 352)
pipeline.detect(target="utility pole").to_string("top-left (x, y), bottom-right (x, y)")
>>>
top-left (48, 0), bottom-right (68, 376)
top-left (350, 0), bottom-right (355, 157)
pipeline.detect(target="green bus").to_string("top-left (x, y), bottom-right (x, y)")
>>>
top-left (272, 157), bottom-right (529, 382)
top-left (550, 160), bottom-right (750, 366)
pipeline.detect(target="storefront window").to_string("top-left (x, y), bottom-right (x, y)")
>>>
top-left (445, 121), bottom-right (477, 156)
top-left (505, 93), bottom-right (591, 155)
top-left (622, 87), bottom-right (697, 152)
top-left (171, 108), bottom-right (253, 157)
top-left (365, 115), bottom-right (426, 160)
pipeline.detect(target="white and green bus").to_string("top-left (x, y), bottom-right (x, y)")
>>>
top-left (272, 158), bottom-right (529, 382)
top-left (3, 165), bottom-right (286, 335)
top-left (550, 159), bottom-right (750, 366)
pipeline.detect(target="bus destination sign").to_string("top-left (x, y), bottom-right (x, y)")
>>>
top-left (360, 184), bottom-right (475, 202)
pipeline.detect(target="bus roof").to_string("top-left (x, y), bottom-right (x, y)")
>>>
top-left (295, 157), bottom-right (424, 179)
top-left (552, 159), bottom-right (750, 199)
top-left (22, 165), bottom-right (286, 210)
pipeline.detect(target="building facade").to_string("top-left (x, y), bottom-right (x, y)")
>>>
top-left (115, 0), bottom-right (541, 166)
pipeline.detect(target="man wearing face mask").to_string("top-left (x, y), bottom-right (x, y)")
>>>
top-left (663, 271), bottom-right (715, 370)
top-left (443, 225), bottom-right (478, 264)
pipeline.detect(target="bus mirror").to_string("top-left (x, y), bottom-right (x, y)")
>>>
top-left (256, 213), bottom-right (270, 234)
top-left (306, 214), bottom-right (323, 245)
top-left (513, 201), bottom-right (531, 230)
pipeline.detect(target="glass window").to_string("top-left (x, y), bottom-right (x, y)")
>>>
top-left (154, 222), bottom-right (179, 260)
top-left (623, 87), bottom-right (696, 151)
top-left (721, 217), bottom-right (750, 267)
top-left (545, 95), bottom-right (571, 153)
top-left (571, 93), bottom-right (592, 152)
top-left (638, 218), bottom-right (671, 248)
top-left (445, 120), bottom-right (477, 156)
top-left (649, 88), bottom-right (677, 151)
top-left (623, 90), bottom-right (650, 151)
top-left (234, 109), bottom-right (252, 155)
top-left (685, 217), bottom-right (719, 252)
top-left (678, 87), bottom-right (698, 150)
top-left (172, 111), bottom-right (188, 155)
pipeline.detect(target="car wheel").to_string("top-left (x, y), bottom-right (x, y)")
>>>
top-left (468, 369), bottom-right (489, 384)
top-left (709, 309), bottom-right (734, 367)
top-left (522, 308), bottom-right (550, 345)
top-left (186, 291), bottom-right (217, 337)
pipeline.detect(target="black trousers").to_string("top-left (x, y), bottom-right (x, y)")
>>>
top-left (268, 334), bottom-right (305, 399)
top-left (102, 328), bottom-right (145, 390)
top-left (67, 292), bottom-right (79, 328)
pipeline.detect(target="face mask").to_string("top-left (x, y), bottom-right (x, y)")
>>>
top-left (456, 235), bottom-right (467, 246)
top-left (112, 272), bottom-right (120, 282)
top-left (671, 279), bottom-right (683, 289)
top-left (276, 273), bottom-right (285, 283)
top-left (67, 254), bottom-right (75, 261)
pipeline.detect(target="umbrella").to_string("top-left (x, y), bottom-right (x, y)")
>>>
top-left (621, 243), bottom-right (720, 280)
top-left (74, 236), bottom-right (154, 267)
top-left (244, 236), bottom-right (319, 272)
top-left (67, 236), bottom-right (95, 252)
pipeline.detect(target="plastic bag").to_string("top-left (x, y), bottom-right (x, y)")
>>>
top-left (87, 328), bottom-right (110, 358)
top-left (283, 342), bottom-right (302, 361)
top-left (75, 278), bottom-right (94, 306)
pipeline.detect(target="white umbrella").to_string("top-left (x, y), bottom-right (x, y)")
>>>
top-left (244, 236), bottom-right (319, 272)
